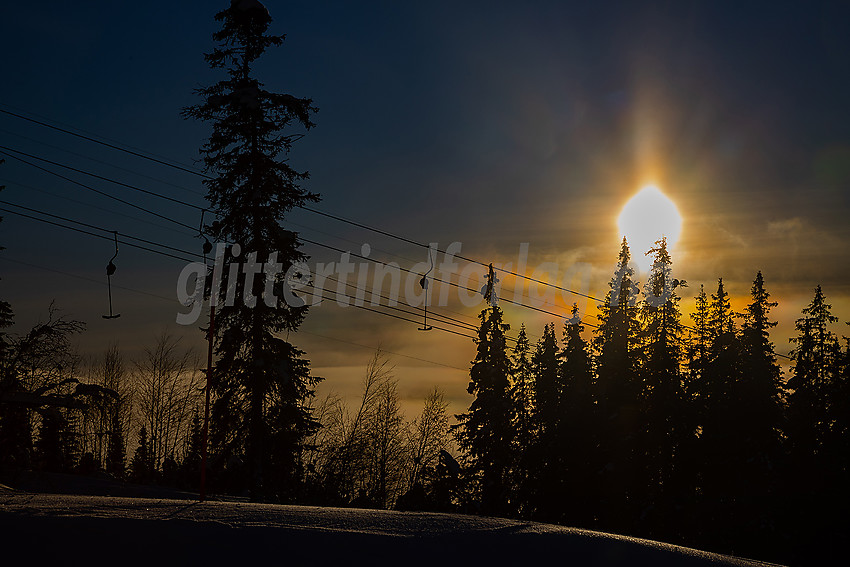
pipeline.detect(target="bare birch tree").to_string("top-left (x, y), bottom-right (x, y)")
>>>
top-left (406, 387), bottom-right (450, 491)
top-left (133, 331), bottom-right (202, 471)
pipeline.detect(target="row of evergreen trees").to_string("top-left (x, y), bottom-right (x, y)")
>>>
top-left (4, 5), bottom-right (846, 563)
top-left (453, 236), bottom-right (849, 563)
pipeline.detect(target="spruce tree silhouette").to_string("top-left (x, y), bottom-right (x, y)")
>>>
top-left (686, 284), bottom-right (711, 403)
top-left (182, 1), bottom-right (321, 501)
top-left (531, 321), bottom-right (560, 519)
top-left (181, 411), bottom-right (203, 489)
top-left (508, 324), bottom-right (535, 517)
top-left (130, 426), bottom-right (152, 484)
top-left (693, 278), bottom-right (745, 549)
top-left (788, 285), bottom-right (839, 480)
top-left (555, 304), bottom-right (596, 527)
top-left (785, 285), bottom-right (842, 560)
top-left (454, 264), bottom-right (514, 516)
top-left (730, 271), bottom-right (784, 553)
top-left (593, 237), bottom-right (642, 532)
top-left (106, 410), bottom-right (126, 479)
top-left (637, 237), bottom-right (687, 540)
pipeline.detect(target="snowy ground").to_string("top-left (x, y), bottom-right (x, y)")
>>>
top-left (0, 484), bottom-right (782, 566)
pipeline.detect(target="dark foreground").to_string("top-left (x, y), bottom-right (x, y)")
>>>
top-left (0, 487), bottom-right (781, 567)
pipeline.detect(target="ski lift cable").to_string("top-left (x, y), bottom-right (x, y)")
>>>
top-left (304, 284), bottom-right (478, 342)
top-left (0, 147), bottom-right (583, 328)
top-left (0, 150), bottom-right (198, 233)
top-left (0, 255), bottom-right (472, 371)
top-left (2, 108), bottom-right (785, 345)
top-left (0, 106), bottom-right (209, 179)
top-left (0, 127), bottom-right (631, 310)
top-left (316, 273), bottom-right (520, 341)
top-left (0, 177), bottom-right (196, 238)
top-left (0, 138), bottom-right (631, 315)
top-left (0, 126), bottom-right (206, 198)
top-left (0, 148), bottom-right (575, 329)
top-left (0, 200), bottom-right (207, 261)
top-left (0, 206), bottom-right (201, 264)
top-left (0, 197), bottom-right (483, 334)
top-left (0, 145), bottom-right (580, 329)
top-left (0, 146), bottom-right (204, 211)
top-left (304, 281), bottom-right (485, 339)
top-left (0, 204), bottom-right (499, 338)
top-left (299, 236), bottom-right (600, 330)
top-left (0, 197), bottom-right (543, 334)
top-left (5, 207), bottom-right (775, 357)
top-left (0, 145), bottom-right (586, 330)
top-left (319, 273), bottom-right (481, 333)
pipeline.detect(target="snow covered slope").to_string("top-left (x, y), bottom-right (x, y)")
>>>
top-left (0, 491), bottom-right (782, 566)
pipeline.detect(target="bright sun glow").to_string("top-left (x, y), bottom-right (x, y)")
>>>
top-left (617, 184), bottom-right (682, 272)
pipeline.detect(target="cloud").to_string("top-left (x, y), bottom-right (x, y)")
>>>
top-left (767, 217), bottom-right (804, 237)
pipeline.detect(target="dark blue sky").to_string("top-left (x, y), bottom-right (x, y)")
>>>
top-left (1, 1), bottom-right (849, 408)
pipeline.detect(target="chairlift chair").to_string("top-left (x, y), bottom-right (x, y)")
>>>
top-left (102, 231), bottom-right (120, 319)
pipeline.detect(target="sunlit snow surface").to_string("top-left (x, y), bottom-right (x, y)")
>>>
top-left (0, 488), bottom-right (782, 566)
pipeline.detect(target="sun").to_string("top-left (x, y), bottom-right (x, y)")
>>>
top-left (617, 184), bottom-right (682, 272)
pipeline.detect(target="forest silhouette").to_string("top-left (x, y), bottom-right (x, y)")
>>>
top-left (1, 3), bottom-right (848, 566)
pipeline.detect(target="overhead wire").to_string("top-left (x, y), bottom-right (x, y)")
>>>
top-left (0, 149), bottom-right (198, 233)
top-left (0, 206), bottom-right (200, 264)
top-left (0, 202), bottom-right (491, 344)
top-left (0, 200), bottom-right (204, 261)
top-left (0, 105), bottom-right (779, 317)
top-left (298, 235), bottom-right (600, 330)
top-left (0, 131), bottom-right (603, 315)
top-left (0, 177), bottom-right (196, 238)
top-left (0, 114), bottom-right (607, 308)
top-left (304, 283), bottom-right (479, 342)
top-left (0, 145), bottom-right (204, 210)
top-left (0, 197), bottom-right (490, 341)
top-left (4, 199), bottom-right (789, 358)
top-left (0, 143), bottom-right (577, 328)
top-left (0, 126), bottom-right (207, 198)
top-left (0, 106), bottom-right (209, 179)
top-left (314, 272), bottom-right (495, 339)
top-left (0, 255), bottom-right (469, 371)
top-left (2, 106), bottom-right (797, 357)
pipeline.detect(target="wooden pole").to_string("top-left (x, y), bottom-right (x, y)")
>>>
top-left (199, 304), bottom-right (215, 502)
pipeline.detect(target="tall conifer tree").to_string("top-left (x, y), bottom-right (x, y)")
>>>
top-left (593, 237), bottom-right (642, 530)
top-left (556, 304), bottom-right (596, 527)
top-left (728, 271), bottom-right (784, 550)
top-left (183, 1), bottom-right (321, 500)
top-left (530, 322), bottom-right (560, 518)
top-left (686, 285), bottom-right (711, 418)
top-left (509, 324), bottom-right (535, 516)
top-left (788, 285), bottom-right (838, 458)
top-left (533, 323), bottom-right (560, 438)
top-left (638, 237), bottom-right (687, 537)
top-left (454, 265), bottom-right (514, 516)
top-left (738, 272), bottom-right (783, 453)
top-left (786, 285), bottom-right (842, 559)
